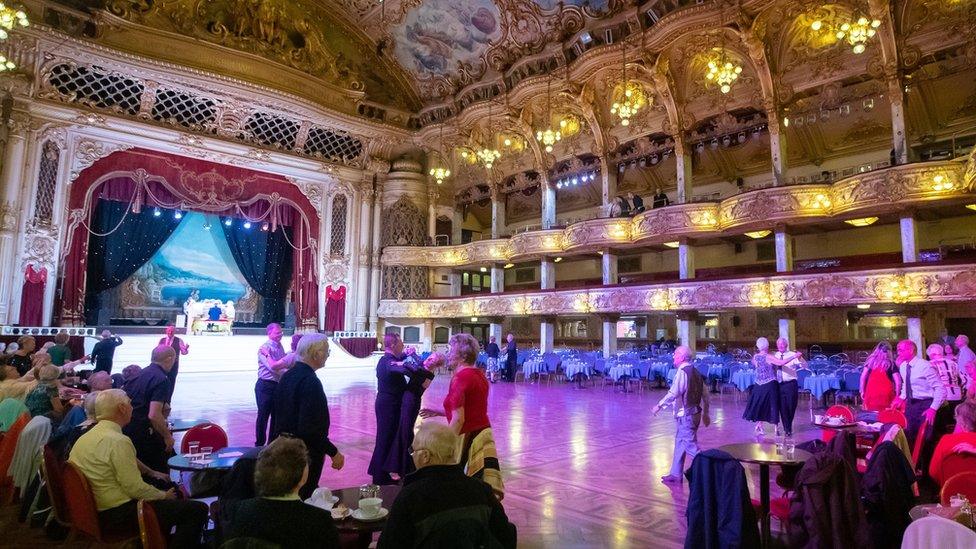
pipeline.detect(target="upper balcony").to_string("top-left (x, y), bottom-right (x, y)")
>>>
top-left (382, 159), bottom-right (976, 268)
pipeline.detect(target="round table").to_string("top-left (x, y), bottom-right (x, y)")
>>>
top-left (563, 360), bottom-right (592, 388)
top-left (803, 375), bottom-right (841, 402)
top-left (167, 445), bottom-right (259, 472)
top-left (719, 442), bottom-right (812, 548)
top-left (168, 418), bottom-right (214, 433)
top-left (731, 369), bottom-right (756, 392)
top-left (608, 365), bottom-right (637, 382)
top-left (333, 484), bottom-right (402, 548)
top-left (522, 359), bottom-right (546, 379)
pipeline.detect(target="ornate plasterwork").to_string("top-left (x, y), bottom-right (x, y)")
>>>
top-left (381, 160), bottom-right (974, 267)
top-left (322, 255), bottom-right (351, 287)
top-left (69, 140), bottom-right (135, 181)
top-left (21, 223), bottom-right (59, 268)
top-left (377, 264), bottom-right (976, 318)
top-left (288, 178), bottom-right (325, 220)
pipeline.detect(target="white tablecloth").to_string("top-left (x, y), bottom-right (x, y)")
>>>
top-left (522, 359), bottom-right (546, 377)
top-left (564, 360), bottom-right (593, 379)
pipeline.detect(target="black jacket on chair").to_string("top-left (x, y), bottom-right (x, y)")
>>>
top-left (685, 450), bottom-right (761, 549)
top-left (862, 441), bottom-right (916, 549)
top-left (788, 452), bottom-right (870, 549)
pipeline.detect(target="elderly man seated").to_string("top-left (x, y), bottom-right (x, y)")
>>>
top-left (68, 390), bottom-right (208, 547)
top-left (377, 421), bottom-right (516, 548)
top-left (223, 436), bottom-right (340, 547)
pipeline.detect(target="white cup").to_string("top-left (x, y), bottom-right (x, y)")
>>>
top-left (359, 497), bottom-right (382, 518)
top-left (311, 487), bottom-right (333, 506)
top-left (814, 414), bottom-right (823, 424)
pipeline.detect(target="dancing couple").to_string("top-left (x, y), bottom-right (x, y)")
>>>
top-left (368, 333), bottom-right (440, 485)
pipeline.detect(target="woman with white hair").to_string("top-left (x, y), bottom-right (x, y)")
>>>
top-left (743, 337), bottom-right (789, 438)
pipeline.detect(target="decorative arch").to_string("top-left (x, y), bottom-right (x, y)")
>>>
top-left (58, 148), bottom-right (321, 329)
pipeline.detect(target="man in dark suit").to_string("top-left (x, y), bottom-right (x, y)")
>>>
top-left (159, 324), bottom-right (189, 398)
top-left (270, 333), bottom-right (345, 499)
top-left (122, 345), bottom-right (176, 473)
top-left (627, 192), bottom-right (645, 214)
top-left (90, 329), bottom-right (124, 374)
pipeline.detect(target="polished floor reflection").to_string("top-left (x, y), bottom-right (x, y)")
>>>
top-left (166, 365), bottom-right (807, 548)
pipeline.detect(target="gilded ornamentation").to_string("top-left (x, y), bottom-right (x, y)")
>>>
top-left (70, 140), bottom-right (135, 181)
top-left (322, 256), bottom-right (350, 287)
top-left (22, 224), bottom-right (58, 268)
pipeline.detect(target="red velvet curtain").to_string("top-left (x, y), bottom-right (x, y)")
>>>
top-left (57, 148), bottom-right (320, 327)
top-left (325, 285), bottom-right (346, 332)
top-left (19, 265), bottom-right (46, 326)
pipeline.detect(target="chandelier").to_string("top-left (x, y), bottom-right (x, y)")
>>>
top-left (706, 54), bottom-right (742, 94)
top-left (836, 16), bottom-right (881, 54)
top-left (475, 147), bottom-right (501, 170)
top-left (535, 78), bottom-right (561, 153)
top-left (0, 3), bottom-right (28, 40)
top-left (428, 125), bottom-right (451, 184)
top-left (610, 45), bottom-right (644, 127)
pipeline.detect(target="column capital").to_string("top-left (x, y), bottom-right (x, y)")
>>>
top-left (541, 315), bottom-right (558, 324)
top-left (600, 313), bottom-right (621, 323)
top-left (6, 110), bottom-right (31, 137)
top-left (776, 308), bottom-right (798, 320)
top-left (676, 311), bottom-right (698, 322)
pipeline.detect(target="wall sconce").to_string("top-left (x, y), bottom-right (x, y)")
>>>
top-left (663, 241), bottom-right (680, 248)
top-left (744, 230), bottom-right (772, 239)
top-left (931, 174), bottom-right (954, 192)
top-left (845, 217), bottom-right (879, 227)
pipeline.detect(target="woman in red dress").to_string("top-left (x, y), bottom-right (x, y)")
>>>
top-left (421, 333), bottom-right (503, 498)
top-left (859, 341), bottom-right (902, 411)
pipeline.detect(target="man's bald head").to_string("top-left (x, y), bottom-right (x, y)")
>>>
top-left (151, 345), bottom-right (177, 372)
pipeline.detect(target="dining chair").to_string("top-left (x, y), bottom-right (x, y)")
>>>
top-left (138, 500), bottom-right (168, 549)
top-left (940, 472), bottom-right (976, 506)
top-left (63, 462), bottom-right (139, 544)
top-left (180, 422), bottom-right (229, 454)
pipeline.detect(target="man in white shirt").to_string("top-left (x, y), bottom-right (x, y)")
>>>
top-left (69, 390), bottom-right (207, 546)
top-left (957, 334), bottom-right (976, 397)
top-left (774, 338), bottom-right (805, 437)
top-left (653, 346), bottom-right (710, 484)
top-left (892, 340), bottom-right (946, 472)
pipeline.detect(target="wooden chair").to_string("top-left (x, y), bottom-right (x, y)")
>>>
top-left (940, 471), bottom-right (976, 506)
top-left (62, 462), bottom-right (139, 544)
top-left (138, 500), bottom-right (168, 549)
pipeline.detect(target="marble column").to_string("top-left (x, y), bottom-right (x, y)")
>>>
top-left (602, 313), bottom-right (619, 358)
top-left (678, 240), bottom-right (695, 280)
top-left (775, 227), bottom-right (794, 273)
top-left (600, 157), bottom-right (617, 216)
top-left (907, 315), bottom-right (923, 358)
top-left (888, 76), bottom-right (908, 165)
top-left (490, 184), bottom-right (506, 239)
top-left (602, 250), bottom-right (618, 285)
top-left (769, 126), bottom-right (789, 186)
top-left (491, 264), bottom-right (504, 293)
top-left (451, 206), bottom-right (463, 245)
top-left (778, 310), bottom-right (796, 348)
top-left (427, 186), bottom-right (438, 242)
top-left (541, 175), bottom-right (556, 229)
top-left (0, 112), bottom-right (30, 324)
top-left (675, 140), bottom-right (693, 204)
top-left (488, 317), bottom-right (504, 347)
top-left (900, 213), bottom-right (918, 263)
top-left (368, 179), bottom-right (385, 331)
top-left (540, 257), bottom-right (555, 290)
top-left (540, 315), bottom-right (555, 354)
top-left (354, 180), bottom-right (374, 331)
top-left (423, 318), bottom-right (434, 352)
top-left (449, 269), bottom-right (462, 297)
top-left (677, 311), bottom-right (697, 353)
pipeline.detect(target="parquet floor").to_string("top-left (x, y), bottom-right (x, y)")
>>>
top-left (4, 347), bottom-right (815, 547)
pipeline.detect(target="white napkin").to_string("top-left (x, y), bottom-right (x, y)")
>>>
top-left (217, 451), bottom-right (244, 458)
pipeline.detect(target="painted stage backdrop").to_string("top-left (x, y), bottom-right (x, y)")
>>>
top-left (117, 213), bottom-right (260, 321)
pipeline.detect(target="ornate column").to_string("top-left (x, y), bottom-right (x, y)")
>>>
top-left (368, 177), bottom-right (385, 330)
top-left (490, 183), bottom-right (506, 239)
top-left (774, 225), bottom-right (794, 273)
top-left (869, 0), bottom-right (908, 165)
top-left (0, 111), bottom-right (31, 323)
top-left (602, 250), bottom-right (618, 285)
top-left (601, 313), bottom-right (620, 359)
top-left (540, 314), bottom-right (556, 354)
top-left (741, 28), bottom-right (788, 185)
top-left (488, 316), bottom-right (504, 348)
top-left (778, 308), bottom-right (797, 349)
top-left (539, 257), bottom-right (555, 290)
top-left (675, 139), bottom-right (693, 204)
top-left (541, 174), bottom-right (556, 229)
top-left (490, 263), bottom-right (505, 293)
top-left (427, 185), bottom-right (438, 242)
top-left (354, 178), bottom-right (375, 331)
top-left (599, 156), bottom-right (617, 215)
top-left (678, 239), bottom-right (695, 280)
top-left (451, 206), bottom-right (463, 244)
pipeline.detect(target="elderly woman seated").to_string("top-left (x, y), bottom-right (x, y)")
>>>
top-left (929, 399), bottom-right (976, 485)
top-left (25, 364), bottom-right (66, 421)
top-left (223, 437), bottom-right (340, 548)
top-left (0, 358), bottom-right (34, 400)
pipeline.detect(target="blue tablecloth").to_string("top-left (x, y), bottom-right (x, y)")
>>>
top-left (564, 360), bottom-right (593, 379)
top-left (649, 361), bottom-right (671, 380)
top-left (706, 365), bottom-right (730, 380)
top-left (608, 365), bottom-right (638, 382)
top-left (522, 359), bottom-right (546, 377)
top-left (731, 369), bottom-right (756, 391)
top-left (803, 374), bottom-right (841, 400)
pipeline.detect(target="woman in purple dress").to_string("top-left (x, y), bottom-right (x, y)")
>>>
top-left (385, 351), bottom-right (440, 477)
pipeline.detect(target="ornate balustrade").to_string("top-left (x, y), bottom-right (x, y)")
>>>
top-left (377, 263), bottom-right (976, 319)
top-left (381, 159), bottom-right (975, 267)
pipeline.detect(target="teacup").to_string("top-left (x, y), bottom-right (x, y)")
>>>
top-left (311, 487), bottom-right (333, 506)
top-left (359, 497), bottom-right (382, 518)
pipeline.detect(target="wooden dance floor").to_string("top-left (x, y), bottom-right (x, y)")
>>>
top-left (164, 357), bottom-right (812, 548)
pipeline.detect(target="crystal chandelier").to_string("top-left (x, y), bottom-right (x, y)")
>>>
top-left (0, 3), bottom-right (28, 40)
top-left (535, 78), bottom-right (561, 153)
top-left (427, 124), bottom-right (451, 184)
top-left (706, 54), bottom-right (742, 94)
top-left (610, 45), bottom-right (644, 127)
top-left (475, 102), bottom-right (502, 170)
top-left (836, 16), bottom-right (881, 54)
top-left (0, 54), bottom-right (14, 72)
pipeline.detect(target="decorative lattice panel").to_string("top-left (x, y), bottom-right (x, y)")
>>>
top-left (33, 141), bottom-right (60, 225)
top-left (303, 127), bottom-right (363, 162)
top-left (151, 89), bottom-right (217, 131)
top-left (47, 64), bottom-right (143, 115)
top-left (382, 266), bottom-right (430, 299)
top-left (329, 194), bottom-right (348, 256)
top-left (243, 112), bottom-right (299, 149)
top-left (381, 196), bottom-right (426, 247)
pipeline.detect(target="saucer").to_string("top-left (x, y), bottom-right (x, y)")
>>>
top-left (351, 508), bottom-right (388, 522)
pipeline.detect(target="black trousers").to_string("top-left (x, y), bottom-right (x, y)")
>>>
top-left (100, 498), bottom-right (208, 548)
top-left (779, 380), bottom-right (799, 435)
top-left (906, 397), bottom-right (937, 473)
top-left (130, 430), bottom-right (169, 473)
top-left (254, 379), bottom-right (278, 446)
top-left (301, 447), bottom-right (326, 500)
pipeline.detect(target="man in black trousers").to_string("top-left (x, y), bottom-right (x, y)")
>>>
top-left (504, 333), bottom-right (518, 382)
top-left (255, 323), bottom-right (287, 446)
top-left (270, 333), bottom-right (344, 499)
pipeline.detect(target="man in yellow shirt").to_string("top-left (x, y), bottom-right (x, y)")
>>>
top-left (69, 389), bottom-right (207, 547)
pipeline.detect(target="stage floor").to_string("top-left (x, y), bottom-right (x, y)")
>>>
top-left (37, 336), bottom-right (808, 547)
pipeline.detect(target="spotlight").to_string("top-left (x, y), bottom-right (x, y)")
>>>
top-left (863, 98), bottom-right (875, 111)
top-left (479, 267), bottom-right (487, 272)
top-left (153, 208), bottom-right (161, 217)
top-left (650, 154), bottom-right (659, 165)
top-left (572, 177), bottom-right (578, 185)
top-left (753, 127), bottom-right (761, 139)
top-left (554, 257), bottom-right (563, 263)
top-left (243, 221), bottom-right (252, 229)
top-left (618, 163), bottom-right (626, 173)
top-left (262, 223), bottom-right (269, 231)
top-left (738, 132), bottom-right (746, 143)
top-left (503, 263), bottom-right (515, 269)
top-left (556, 182), bottom-right (563, 189)
top-left (174, 211), bottom-right (183, 220)
top-left (630, 161), bottom-right (637, 170)
top-left (580, 31), bottom-right (592, 44)
top-left (696, 142), bottom-right (705, 153)
top-left (710, 139), bottom-right (719, 150)
top-left (639, 158), bottom-right (646, 168)
top-left (224, 218), bottom-right (232, 226)
top-left (722, 136), bottom-right (731, 147)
